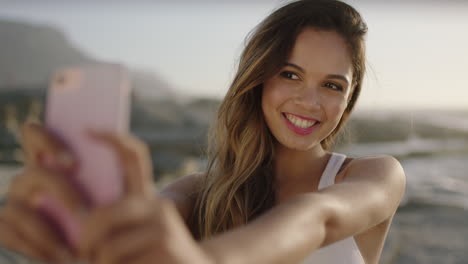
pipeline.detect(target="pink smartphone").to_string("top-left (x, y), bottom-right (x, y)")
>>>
top-left (45, 63), bottom-right (131, 207)
top-left (41, 64), bottom-right (132, 248)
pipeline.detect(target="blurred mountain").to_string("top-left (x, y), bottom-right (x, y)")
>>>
top-left (131, 70), bottom-right (178, 102)
top-left (0, 19), bottom-right (177, 101)
top-left (0, 20), bottom-right (95, 87)
top-left (184, 98), bottom-right (220, 126)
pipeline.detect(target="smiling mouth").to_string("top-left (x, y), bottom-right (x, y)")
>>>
top-left (281, 112), bottom-right (321, 136)
top-left (282, 113), bottom-right (320, 129)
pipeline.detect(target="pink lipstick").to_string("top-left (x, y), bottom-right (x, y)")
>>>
top-left (282, 113), bottom-right (320, 136)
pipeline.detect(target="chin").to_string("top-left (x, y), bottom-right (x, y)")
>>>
top-left (277, 137), bottom-right (321, 152)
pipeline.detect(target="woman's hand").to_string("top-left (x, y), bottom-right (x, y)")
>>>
top-left (80, 196), bottom-right (213, 264)
top-left (78, 132), bottom-right (214, 264)
top-left (0, 122), bottom-right (85, 263)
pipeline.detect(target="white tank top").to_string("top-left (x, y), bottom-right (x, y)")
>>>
top-left (301, 153), bottom-right (365, 264)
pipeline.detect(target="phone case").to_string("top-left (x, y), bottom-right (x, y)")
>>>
top-left (45, 64), bottom-right (132, 207)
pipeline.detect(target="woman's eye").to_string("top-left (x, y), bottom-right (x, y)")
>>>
top-left (324, 82), bottom-right (343, 91)
top-left (280, 71), bottom-right (300, 80)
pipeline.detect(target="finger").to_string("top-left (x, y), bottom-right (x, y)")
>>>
top-left (86, 131), bottom-right (154, 197)
top-left (8, 167), bottom-right (84, 211)
top-left (79, 197), bottom-right (156, 259)
top-left (93, 225), bottom-right (157, 264)
top-left (6, 168), bottom-right (85, 251)
top-left (33, 193), bottom-right (82, 251)
top-left (0, 204), bottom-right (73, 263)
top-left (19, 122), bottom-right (77, 172)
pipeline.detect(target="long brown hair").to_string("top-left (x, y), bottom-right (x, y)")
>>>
top-left (190, 0), bottom-right (368, 240)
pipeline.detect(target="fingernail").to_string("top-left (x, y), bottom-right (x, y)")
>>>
top-left (34, 194), bottom-right (82, 250)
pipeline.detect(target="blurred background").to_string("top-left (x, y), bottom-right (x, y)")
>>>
top-left (0, 0), bottom-right (467, 263)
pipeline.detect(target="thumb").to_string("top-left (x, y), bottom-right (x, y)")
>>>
top-left (86, 130), bottom-right (155, 198)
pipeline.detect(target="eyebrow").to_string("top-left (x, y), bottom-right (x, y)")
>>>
top-left (284, 62), bottom-right (350, 85)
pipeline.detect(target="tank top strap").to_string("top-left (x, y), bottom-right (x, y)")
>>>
top-left (318, 153), bottom-right (347, 190)
top-left (303, 152), bottom-right (365, 264)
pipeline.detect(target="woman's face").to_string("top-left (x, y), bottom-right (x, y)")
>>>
top-left (262, 27), bottom-right (354, 151)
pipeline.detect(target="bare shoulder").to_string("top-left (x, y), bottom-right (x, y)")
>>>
top-left (342, 155), bottom-right (406, 219)
top-left (159, 172), bottom-right (205, 222)
top-left (343, 155), bottom-right (406, 185)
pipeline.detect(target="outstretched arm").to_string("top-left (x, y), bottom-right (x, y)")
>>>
top-left (200, 155), bottom-right (406, 264)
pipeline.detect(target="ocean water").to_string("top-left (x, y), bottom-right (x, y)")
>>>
top-left (400, 155), bottom-right (468, 210)
top-left (339, 141), bottom-right (468, 263)
top-left (339, 137), bottom-right (468, 211)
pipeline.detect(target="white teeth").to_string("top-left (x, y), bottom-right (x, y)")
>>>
top-left (300, 119), bottom-right (308, 128)
top-left (285, 113), bottom-right (317, 129)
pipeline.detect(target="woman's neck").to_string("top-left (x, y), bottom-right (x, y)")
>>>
top-left (273, 144), bottom-right (331, 185)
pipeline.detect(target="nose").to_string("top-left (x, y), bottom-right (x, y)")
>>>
top-left (294, 83), bottom-right (321, 111)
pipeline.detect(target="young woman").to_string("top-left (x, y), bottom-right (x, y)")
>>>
top-left (0, 0), bottom-right (406, 263)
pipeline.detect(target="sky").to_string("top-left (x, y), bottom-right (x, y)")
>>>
top-left (1, 0), bottom-right (467, 110)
